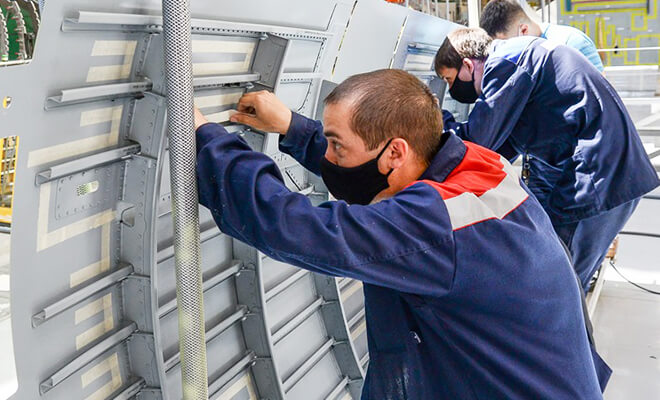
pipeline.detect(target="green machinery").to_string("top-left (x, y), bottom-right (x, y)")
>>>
top-left (0, 0), bottom-right (40, 62)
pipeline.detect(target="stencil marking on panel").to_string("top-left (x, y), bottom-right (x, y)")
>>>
top-left (192, 40), bottom-right (256, 76)
top-left (27, 106), bottom-right (123, 168)
top-left (37, 182), bottom-right (115, 251)
top-left (81, 353), bottom-right (122, 400)
top-left (75, 293), bottom-right (114, 350)
top-left (87, 40), bottom-right (138, 83)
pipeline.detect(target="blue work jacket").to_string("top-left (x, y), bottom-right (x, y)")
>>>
top-left (445, 37), bottom-right (659, 224)
top-left (196, 112), bottom-right (611, 399)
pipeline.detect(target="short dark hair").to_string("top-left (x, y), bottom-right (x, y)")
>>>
top-left (480, 0), bottom-right (529, 38)
top-left (434, 28), bottom-right (493, 72)
top-left (325, 69), bottom-right (442, 164)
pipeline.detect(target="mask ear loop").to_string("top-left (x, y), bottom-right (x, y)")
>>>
top-left (376, 138), bottom-right (395, 177)
top-left (452, 62), bottom-right (464, 88)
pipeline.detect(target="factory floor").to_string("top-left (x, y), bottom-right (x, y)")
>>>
top-left (0, 230), bottom-right (658, 399)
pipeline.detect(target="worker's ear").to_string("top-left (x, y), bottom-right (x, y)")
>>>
top-left (381, 138), bottom-right (409, 172)
top-left (519, 23), bottom-right (530, 36)
top-left (462, 58), bottom-right (475, 76)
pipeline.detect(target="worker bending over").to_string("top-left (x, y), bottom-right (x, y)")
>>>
top-left (195, 69), bottom-right (610, 398)
top-left (435, 28), bottom-right (659, 293)
top-left (480, 0), bottom-right (604, 72)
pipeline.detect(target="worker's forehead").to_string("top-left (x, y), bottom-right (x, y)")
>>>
top-left (437, 66), bottom-right (458, 78)
top-left (323, 101), bottom-right (354, 124)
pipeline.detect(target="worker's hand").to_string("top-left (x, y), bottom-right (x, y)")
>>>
top-left (194, 107), bottom-right (209, 130)
top-left (230, 91), bottom-right (292, 135)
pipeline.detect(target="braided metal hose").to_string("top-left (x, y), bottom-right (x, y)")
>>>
top-left (161, 0), bottom-right (208, 398)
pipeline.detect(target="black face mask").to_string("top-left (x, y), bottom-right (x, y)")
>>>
top-left (320, 139), bottom-right (393, 205)
top-left (449, 64), bottom-right (479, 104)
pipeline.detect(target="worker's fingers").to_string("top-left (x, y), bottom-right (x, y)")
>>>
top-left (236, 90), bottom-right (272, 110)
top-left (236, 96), bottom-right (256, 112)
top-left (230, 112), bottom-right (264, 130)
top-left (236, 101), bottom-right (256, 114)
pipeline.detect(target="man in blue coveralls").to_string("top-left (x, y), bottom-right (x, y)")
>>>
top-left (195, 69), bottom-right (610, 398)
top-left (480, 0), bottom-right (604, 72)
top-left (434, 28), bottom-right (659, 293)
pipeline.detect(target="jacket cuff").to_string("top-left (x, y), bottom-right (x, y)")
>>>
top-left (196, 123), bottom-right (229, 155)
top-left (279, 112), bottom-right (317, 153)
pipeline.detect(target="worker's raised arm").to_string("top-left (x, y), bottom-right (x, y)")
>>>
top-left (453, 59), bottom-right (535, 151)
top-left (195, 124), bottom-right (455, 297)
top-left (230, 91), bottom-right (328, 175)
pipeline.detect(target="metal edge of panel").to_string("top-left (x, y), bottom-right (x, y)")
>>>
top-left (313, 273), bottom-right (365, 398)
top-left (233, 242), bottom-right (286, 399)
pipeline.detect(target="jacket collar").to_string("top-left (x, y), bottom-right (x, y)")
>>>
top-left (419, 132), bottom-right (467, 183)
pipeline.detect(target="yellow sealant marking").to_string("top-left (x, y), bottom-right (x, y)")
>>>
top-left (70, 224), bottom-right (111, 288)
top-left (80, 106), bottom-right (123, 127)
top-left (216, 373), bottom-right (257, 400)
top-left (87, 41), bottom-right (137, 83)
top-left (191, 40), bottom-right (256, 77)
top-left (75, 294), bottom-right (114, 350)
top-left (91, 41), bottom-right (138, 57)
top-left (192, 40), bottom-right (256, 54)
top-left (351, 319), bottom-right (367, 341)
top-left (340, 280), bottom-right (363, 302)
top-left (27, 106), bottom-right (122, 168)
top-left (81, 353), bottom-right (122, 400)
top-left (205, 110), bottom-right (238, 124)
top-left (37, 199), bottom-right (115, 252)
top-left (193, 61), bottom-right (252, 76)
top-left (246, 374), bottom-right (257, 400)
top-left (340, 392), bottom-right (353, 400)
top-left (75, 293), bottom-right (112, 325)
top-left (194, 92), bottom-right (244, 109)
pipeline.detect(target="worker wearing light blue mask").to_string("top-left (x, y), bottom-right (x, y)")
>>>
top-left (435, 27), bottom-right (659, 293)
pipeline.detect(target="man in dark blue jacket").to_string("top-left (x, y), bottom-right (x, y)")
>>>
top-left (434, 28), bottom-right (659, 292)
top-left (195, 69), bottom-right (610, 398)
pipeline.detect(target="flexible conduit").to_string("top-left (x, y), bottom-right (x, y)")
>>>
top-left (161, 0), bottom-right (208, 398)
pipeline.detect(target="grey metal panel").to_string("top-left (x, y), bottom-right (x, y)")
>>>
top-left (391, 8), bottom-right (459, 72)
top-left (274, 312), bottom-right (330, 379)
top-left (283, 40), bottom-right (325, 73)
top-left (261, 257), bottom-right (299, 294)
top-left (285, 353), bottom-right (344, 400)
top-left (340, 281), bottom-right (365, 322)
top-left (331, 0), bottom-right (408, 83)
top-left (266, 271), bottom-right (318, 331)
